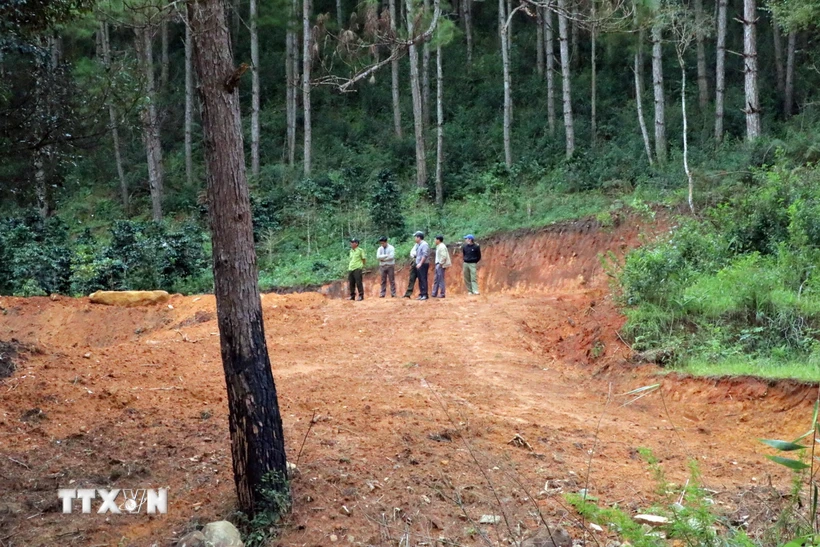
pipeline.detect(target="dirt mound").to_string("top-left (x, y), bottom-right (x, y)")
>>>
top-left (0, 215), bottom-right (811, 546)
top-left (0, 339), bottom-right (30, 379)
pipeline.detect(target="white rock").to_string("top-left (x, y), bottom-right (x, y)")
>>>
top-left (202, 521), bottom-right (243, 547)
top-left (589, 523), bottom-right (604, 532)
top-left (479, 515), bottom-right (502, 524)
top-left (634, 514), bottom-right (669, 526)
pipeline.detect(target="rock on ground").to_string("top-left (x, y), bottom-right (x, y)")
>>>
top-left (202, 521), bottom-right (244, 547)
top-left (89, 290), bottom-right (170, 307)
top-left (521, 526), bottom-right (572, 547)
top-left (176, 531), bottom-right (206, 547)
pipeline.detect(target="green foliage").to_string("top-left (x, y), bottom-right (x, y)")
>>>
top-left (233, 471), bottom-right (291, 547)
top-left (617, 161), bottom-right (820, 377)
top-left (370, 169), bottom-right (406, 239)
top-left (0, 213), bottom-right (72, 296)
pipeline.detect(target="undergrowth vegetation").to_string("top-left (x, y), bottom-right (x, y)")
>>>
top-left (614, 154), bottom-right (820, 380)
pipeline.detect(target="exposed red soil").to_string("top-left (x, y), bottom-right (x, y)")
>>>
top-left (0, 217), bottom-right (814, 546)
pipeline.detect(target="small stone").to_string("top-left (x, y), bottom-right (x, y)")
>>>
top-left (589, 523), bottom-right (603, 532)
top-left (176, 531), bottom-right (206, 547)
top-left (202, 520), bottom-right (243, 547)
top-left (340, 505), bottom-right (351, 516)
top-left (521, 526), bottom-right (572, 547)
top-left (330, 534), bottom-right (339, 542)
top-left (634, 514), bottom-right (669, 526)
top-left (83, 352), bottom-right (92, 359)
top-left (479, 515), bottom-right (502, 524)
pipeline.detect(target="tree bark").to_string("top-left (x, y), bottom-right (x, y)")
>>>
top-left (389, 0), bottom-right (402, 137)
top-left (286, 0), bottom-right (298, 165)
top-left (590, 0), bottom-right (597, 147)
top-left (500, 0), bottom-right (512, 167)
top-left (188, 0), bottom-right (289, 517)
top-left (461, 0), bottom-right (473, 67)
top-left (302, 0), bottom-right (313, 175)
top-left (772, 18), bottom-right (785, 104)
top-left (557, 0), bottom-right (574, 159)
top-left (185, 14), bottom-right (194, 188)
top-left (336, 0), bottom-right (343, 27)
top-left (544, 4), bottom-right (555, 135)
top-left (714, 0), bottom-right (727, 143)
top-left (536, 7), bottom-right (545, 77)
top-left (785, 30), bottom-right (796, 117)
top-left (422, 0), bottom-right (431, 129)
top-left (250, 0), bottom-right (260, 177)
top-left (161, 17), bottom-right (169, 91)
top-left (101, 21), bottom-right (130, 212)
top-left (435, 41), bottom-right (444, 206)
top-left (407, 0), bottom-right (427, 188)
top-left (134, 24), bottom-right (164, 221)
top-left (678, 53), bottom-right (694, 213)
top-left (743, 0), bottom-right (761, 140)
top-left (635, 50), bottom-right (653, 166)
top-left (651, 21), bottom-right (667, 164)
top-left (694, 0), bottom-right (708, 111)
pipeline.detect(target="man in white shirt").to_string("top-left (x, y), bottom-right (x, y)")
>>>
top-left (432, 235), bottom-right (451, 298)
top-left (377, 236), bottom-right (396, 297)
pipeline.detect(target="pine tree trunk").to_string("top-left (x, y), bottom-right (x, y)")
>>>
top-left (406, 0), bottom-right (427, 187)
top-left (635, 50), bottom-right (654, 166)
top-left (461, 0), bottom-right (473, 67)
top-left (185, 16), bottom-right (194, 189)
top-left (302, 0), bottom-right (312, 175)
top-left (500, 0), bottom-right (512, 167)
top-left (101, 21), bottom-right (130, 212)
top-left (286, 0), bottom-right (298, 165)
top-left (336, 0), bottom-right (343, 27)
top-left (422, 0), bottom-right (431, 129)
top-left (134, 24), bottom-right (164, 221)
top-left (678, 54), bottom-right (694, 213)
top-left (785, 30), bottom-right (796, 117)
top-left (161, 17), bottom-right (169, 91)
top-left (695, 0), bottom-right (708, 111)
top-left (590, 0), bottom-right (597, 147)
top-left (389, 0), bottom-right (402, 137)
top-left (435, 42), bottom-right (444, 206)
top-left (571, 6), bottom-right (578, 69)
top-left (250, 0), bottom-right (260, 177)
top-left (544, 4), bottom-right (555, 135)
top-left (187, 0), bottom-right (289, 517)
top-left (557, 0), bottom-right (574, 159)
top-left (772, 19), bottom-right (785, 105)
top-left (743, 0), bottom-right (761, 140)
top-left (536, 7), bottom-right (545, 77)
top-left (714, 0), bottom-right (727, 143)
top-left (651, 21), bottom-right (667, 164)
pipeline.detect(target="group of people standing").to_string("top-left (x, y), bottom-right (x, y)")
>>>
top-left (346, 232), bottom-right (482, 301)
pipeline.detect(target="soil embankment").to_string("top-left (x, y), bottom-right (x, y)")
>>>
top-left (0, 216), bottom-right (813, 546)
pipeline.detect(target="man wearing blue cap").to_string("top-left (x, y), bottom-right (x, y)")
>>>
top-left (462, 234), bottom-right (481, 295)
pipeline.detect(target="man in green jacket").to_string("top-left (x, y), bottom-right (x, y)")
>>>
top-left (348, 238), bottom-right (366, 300)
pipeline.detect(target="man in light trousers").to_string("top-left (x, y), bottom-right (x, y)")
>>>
top-left (377, 236), bottom-right (396, 297)
top-left (462, 234), bottom-right (481, 295)
top-left (432, 235), bottom-right (451, 298)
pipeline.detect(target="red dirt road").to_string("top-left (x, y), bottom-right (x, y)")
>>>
top-left (0, 219), bottom-right (814, 546)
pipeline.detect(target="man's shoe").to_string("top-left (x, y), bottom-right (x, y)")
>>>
top-left (348, 296), bottom-right (355, 300)
top-left (403, 295), bottom-right (411, 299)
top-left (357, 296), bottom-right (364, 301)
top-left (438, 295), bottom-right (446, 298)
top-left (417, 296), bottom-right (428, 301)
top-left (379, 295), bottom-right (385, 298)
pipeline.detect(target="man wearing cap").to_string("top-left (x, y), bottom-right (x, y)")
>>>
top-left (432, 235), bottom-right (451, 298)
top-left (377, 236), bottom-right (396, 298)
top-left (348, 238), bottom-right (366, 300)
top-left (462, 234), bottom-right (481, 295)
top-left (414, 231), bottom-right (430, 301)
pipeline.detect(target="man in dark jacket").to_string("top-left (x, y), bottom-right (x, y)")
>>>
top-left (462, 234), bottom-right (481, 295)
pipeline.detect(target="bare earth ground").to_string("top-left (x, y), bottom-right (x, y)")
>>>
top-left (0, 218), bottom-right (815, 546)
